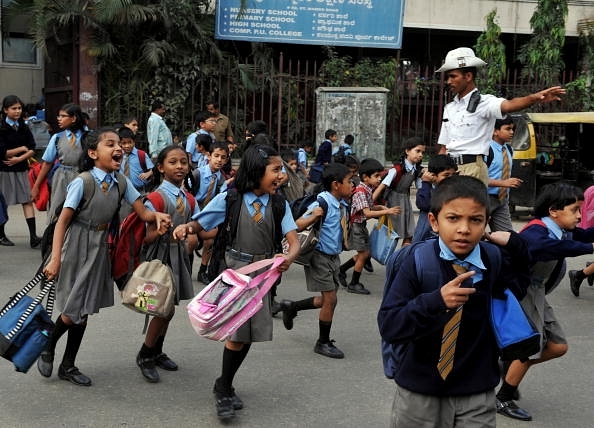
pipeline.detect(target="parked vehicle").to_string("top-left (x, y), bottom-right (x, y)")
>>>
top-left (509, 112), bottom-right (594, 209)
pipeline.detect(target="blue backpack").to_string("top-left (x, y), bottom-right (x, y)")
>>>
top-left (380, 239), bottom-right (501, 379)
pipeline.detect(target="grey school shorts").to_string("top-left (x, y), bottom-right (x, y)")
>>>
top-left (304, 250), bottom-right (340, 292)
top-left (349, 221), bottom-right (369, 252)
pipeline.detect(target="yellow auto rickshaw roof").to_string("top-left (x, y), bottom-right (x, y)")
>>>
top-left (526, 112), bottom-right (594, 124)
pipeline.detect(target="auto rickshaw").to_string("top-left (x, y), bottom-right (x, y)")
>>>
top-left (509, 112), bottom-right (594, 209)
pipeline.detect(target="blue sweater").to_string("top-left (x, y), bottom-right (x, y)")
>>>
top-left (378, 235), bottom-right (530, 396)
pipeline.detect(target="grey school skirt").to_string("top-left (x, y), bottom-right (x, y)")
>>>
top-left (0, 171), bottom-right (31, 205)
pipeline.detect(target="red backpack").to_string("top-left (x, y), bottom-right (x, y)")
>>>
top-left (111, 190), bottom-right (196, 289)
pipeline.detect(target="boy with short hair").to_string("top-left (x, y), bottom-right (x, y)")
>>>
top-left (378, 175), bottom-right (530, 427)
top-left (487, 116), bottom-right (522, 232)
top-left (186, 111), bottom-right (216, 169)
top-left (280, 163), bottom-right (353, 358)
top-left (296, 139), bottom-right (313, 176)
top-left (338, 158), bottom-right (400, 295)
top-left (118, 127), bottom-right (154, 193)
top-left (194, 141), bottom-right (229, 284)
top-left (497, 182), bottom-right (594, 421)
top-left (412, 154), bottom-right (458, 243)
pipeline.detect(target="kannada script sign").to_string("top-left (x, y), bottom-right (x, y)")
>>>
top-left (215, 0), bottom-right (405, 49)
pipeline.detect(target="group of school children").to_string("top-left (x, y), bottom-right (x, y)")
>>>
top-left (5, 96), bottom-right (594, 426)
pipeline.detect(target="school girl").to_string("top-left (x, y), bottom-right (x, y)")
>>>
top-left (38, 129), bottom-right (170, 386)
top-left (173, 144), bottom-right (299, 420)
top-left (373, 136), bottom-right (425, 246)
top-left (135, 146), bottom-right (199, 383)
top-left (0, 95), bottom-right (40, 247)
top-left (31, 103), bottom-right (86, 220)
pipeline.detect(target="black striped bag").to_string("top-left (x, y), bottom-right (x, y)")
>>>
top-left (0, 273), bottom-right (55, 373)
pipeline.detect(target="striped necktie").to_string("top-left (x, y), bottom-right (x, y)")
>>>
top-left (101, 175), bottom-right (112, 193)
top-left (123, 154), bottom-right (130, 177)
top-left (69, 132), bottom-right (76, 146)
top-left (200, 175), bottom-right (216, 209)
top-left (252, 200), bottom-right (263, 223)
top-left (11, 124), bottom-right (18, 131)
top-left (437, 263), bottom-right (468, 380)
top-left (498, 146), bottom-right (511, 201)
top-left (176, 193), bottom-right (185, 214)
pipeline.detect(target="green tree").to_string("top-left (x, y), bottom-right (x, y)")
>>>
top-left (474, 9), bottom-right (506, 95)
top-left (518, 0), bottom-right (568, 87)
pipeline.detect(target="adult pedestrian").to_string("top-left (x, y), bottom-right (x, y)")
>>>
top-left (206, 101), bottom-right (234, 144)
top-left (147, 100), bottom-right (172, 162)
top-left (436, 47), bottom-right (565, 185)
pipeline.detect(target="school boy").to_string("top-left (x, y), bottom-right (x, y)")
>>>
top-left (118, 127), bottom-right (153, 193)
top-left (297, 140), bottom-right (313, 176)
top-left (378, 175), bottom-right (530, 427)
top-left (186, 111), bottom-right (216, 169)
top-left (487, 116), bottom-right (522, 232)
top-left (194, 141), bottom-right (229, 284)
top-left (412, 154), bottom-right (458, 243)
top-left (338, 158), bottom-right (400, 294)
top-left (496, 182), bottom-right (594, 421)
top-left (280, 163), bottom-right (352, 358)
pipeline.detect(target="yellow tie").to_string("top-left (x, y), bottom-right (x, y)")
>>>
top-left (101, 175), bottom-right (111, 193)
top-left (69, 132), bottom-right (76, 147)
top-left (498, 146), bottom-right (511, 201)
top-left (340, 206), bottom-right (349, 250)
top-left (252, 200), bottom-right (263, 224)
top-left (437, 263), bottom-right (468, 380)
top-left (123, 154), bottom-right (130, 177)
top-left (176, 193), bottom-right (185, 214)
top-left (200, 175), bottom-right (216, 209)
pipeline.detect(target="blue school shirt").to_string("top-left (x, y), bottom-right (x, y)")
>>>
top-left (438, 237), bottom-right (485, 283)
top-left (487, 141), bottom-right (513, 197)
top-left (42, 130), bottom-right (83, 162)
top-left (303, 191), bottom-right (347, 255)
top-left (185, 130), bottom-right (212, 166)
top-left (193, 191), bottom-right (296, 235)
top-left (145, 179), bottom-right (200, 216)
top-left (63, 167), bottom-right (140, 208)
top-left (194, 164), bottom-right (227, 207)
top-left (120, 147), bottom-right (154, 190)
top-left (5, 118), bottom-right (18, 129)
top-left (297, 148), bottom-right (308, 169)
top-left (331, 143), bottom-right (353, 156)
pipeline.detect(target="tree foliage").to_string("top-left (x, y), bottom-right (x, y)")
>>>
top-left (518, 0), bottom-right (567, 87)
top-left (474, 9), bottom-right (506, 95)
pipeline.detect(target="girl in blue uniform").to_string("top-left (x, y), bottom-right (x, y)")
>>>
top-left (38, 128), bottom-right (170, 386)
top-left (174, 144), bottom-right (300, 420)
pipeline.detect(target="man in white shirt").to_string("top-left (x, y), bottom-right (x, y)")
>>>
top-left (436, 47), bottom-right (565, 185)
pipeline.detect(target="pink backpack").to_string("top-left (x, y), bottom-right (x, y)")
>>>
top-left (187, 257), bottom-right (284, 341)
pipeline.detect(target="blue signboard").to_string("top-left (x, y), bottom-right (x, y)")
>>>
top-left (215, 0), bottom-right (405, 49)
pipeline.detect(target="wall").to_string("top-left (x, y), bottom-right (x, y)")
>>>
top-left (404, 0), bottom-right (594, 37)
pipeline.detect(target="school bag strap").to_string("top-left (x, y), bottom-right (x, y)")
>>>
top-left (137, 149), bottom-right (148, 172)
top-left (485, 144), bottom-right (513, 168)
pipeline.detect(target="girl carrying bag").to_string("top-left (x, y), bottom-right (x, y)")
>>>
top-left (121, 233), bottom-right (176, 318)
top-left (187, 257), bottom-right (284, 341)
top-left (0, 273), bottom-right (55, 373)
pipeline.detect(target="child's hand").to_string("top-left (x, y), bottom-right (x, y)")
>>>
top-left (43, 259), bottom-right (61, 281)
top-left (274, 254), bottom-right (293, 272)
top-left (173, 224), bottom-right (190, 240)
top-left (154, 212), bottom-right (171, 233)
top-left (440, 270), bottom-right (476, 309)
top-left (139, 171), bottom-right (152, 181)
top-left (485, 231), bottom-right (511, 246)
top-left (311, 206), bottom-right (324, 219)
top-left (421, 170), bottom-right (434, 182)
top-left (386, 206), bottom-right (401, 216)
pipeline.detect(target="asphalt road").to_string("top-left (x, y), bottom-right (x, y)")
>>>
top-left (0, 206), bottom-right (593, 427)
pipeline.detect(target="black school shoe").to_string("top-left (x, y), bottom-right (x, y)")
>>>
top-left (30, 236), bottom-right (42, 249)
top-left (568, 270), bottom-right (583, 297)
top-left (0, 236), bottom-right (15, 246)
top-left (587, 262), bottom-right (594, 286)
top-left (155, 353), bottom-right (178, 371)
top-left (363, 259), bottom-right (374, 272)
top-left (347, 282), bottom-right (370, 295)
top-left (280, 300), bottom-right (297, 330)
top-left (37, 351), bottom-right (54, 377)
top-left (213, 379), bottom-right (243, 410)
top-left (314, 339), bottom-right (345, 359)
top-left (58, 364), bottom-right (92, 386)
top-left (496, 399), bottom-right (532, 421)
top-left (136, 352), bottom-right (159, 383)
